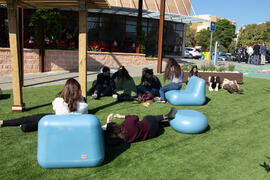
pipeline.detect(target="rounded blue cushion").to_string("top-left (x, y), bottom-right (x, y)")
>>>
top-left (170, 110), bottom-right (208, 134)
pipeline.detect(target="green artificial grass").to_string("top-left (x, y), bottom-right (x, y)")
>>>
top-left (1, 76), bottom-right (270, 180)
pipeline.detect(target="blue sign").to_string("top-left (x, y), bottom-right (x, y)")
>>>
top-left (210, 21), bottom-right (216, 31)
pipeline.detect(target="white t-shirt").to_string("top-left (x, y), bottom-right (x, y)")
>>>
top-left (222, 80), bottom-right (234, 88)
top-left (52, 97), bottom-right (88, 115)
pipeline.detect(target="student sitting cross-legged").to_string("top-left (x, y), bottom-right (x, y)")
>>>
top-left (89, 66), bottom-right (114, 99)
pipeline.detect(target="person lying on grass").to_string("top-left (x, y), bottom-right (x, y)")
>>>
top-left (222, 78), bottom-right (243, 94)
top-left (103, 107), bottom-right (177, 145)
top-left (0, 78), bottom-right (88, 132)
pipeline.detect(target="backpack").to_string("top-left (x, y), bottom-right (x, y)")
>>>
top-left (138, 92), bottom-right (154, 103)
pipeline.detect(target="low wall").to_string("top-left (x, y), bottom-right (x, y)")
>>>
top-left (0, 48), bottom-right (156, 75)
top-left (182, 71), bottom-right (243, 84)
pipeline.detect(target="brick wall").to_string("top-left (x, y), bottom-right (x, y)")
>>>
top-left (0, 48), bottom-right (156, 75)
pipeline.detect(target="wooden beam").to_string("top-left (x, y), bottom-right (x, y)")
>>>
top-left (157, 0), bottom-right (165, 74)
top-left (7, 0), bottom-right (24, 112)
top-left (78, 8), bottom-right (87, 99)
top-left (135, 0), bottom-right (143, 54)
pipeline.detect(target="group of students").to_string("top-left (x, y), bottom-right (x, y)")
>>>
top-left (89, 58), bottom-right (184, 103)
top-left (0, 77), bottom-right (177, 145)
top-left (189, 65), bottom-right (243, 94)
top-left (237, 42), bottom-right (268, 65)
top-left (0, 58), bottom-right (244, 145)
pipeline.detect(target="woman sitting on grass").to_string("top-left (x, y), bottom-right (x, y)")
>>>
top-left (113, 66), bottom-right (137, 102)
top-left (137, 68), bottom-right (162, 97)
top-left (187, 65), bottom-right (200, 82)
top-left (103, 107), bottom-right (177, 145)
top-left (157, 58), bottom-right (183, 103)
top-left (0, 78), bottom-right (88, 131)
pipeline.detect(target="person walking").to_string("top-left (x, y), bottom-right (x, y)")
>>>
top-left (246, 44), bottom-right (254, 64)
top-left (261, 42), bottom-right (267, 65)
top-left (253, 42), bottom-right (261, 65)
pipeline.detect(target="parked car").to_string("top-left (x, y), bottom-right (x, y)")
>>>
top-left (212, 52), bottom-right (231, 61)
top-left (185, 48), bottom-right (202, 59)
top-left (183, 50), bottom-right (193, 58)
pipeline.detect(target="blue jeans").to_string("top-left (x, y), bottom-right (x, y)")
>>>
top-left (253, 55), bottom-right (259, 65)
top-left (247, 55), bottom-right (252, 64)
top-left (159, 83), bottom-right (182, 101)
top-left (137, 85), bottom-right (159, 96)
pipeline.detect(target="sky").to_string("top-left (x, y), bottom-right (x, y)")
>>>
top-left (191, 0), bottom-right (270, 31)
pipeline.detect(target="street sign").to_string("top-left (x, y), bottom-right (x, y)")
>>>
top-left (210, 21), bottom-right (216, 32)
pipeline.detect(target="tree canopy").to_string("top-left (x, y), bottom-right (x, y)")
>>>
top-left (191, 19), bottom-right (236, 52)
top-left (238, 22), bottom-right (270, 48)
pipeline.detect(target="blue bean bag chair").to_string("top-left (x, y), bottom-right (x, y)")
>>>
top-left (165, 76), bottom-right (206, 106)
top-left (37, 114), bottom-right (105, 168)
top-left (170, 110), bottom-right (208, 134)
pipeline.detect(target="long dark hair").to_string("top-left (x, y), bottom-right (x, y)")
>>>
top-left (105, 122), bottom-right (126, 144)
top-left (139, 67), bottom-right (149, 85)
top-left (58, 78), bottom-right (82, 112)
top-left (163, 58), bottom-right (181, 82)
top-left (117, 66), bottom-right (132, 80)
top-left (189, 65), bottom-right (198, 76)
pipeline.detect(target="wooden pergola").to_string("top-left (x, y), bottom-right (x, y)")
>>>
top-left (0, 0), bottom-right (110, 112)
top-left (0, 0), bottom-right (166, 112)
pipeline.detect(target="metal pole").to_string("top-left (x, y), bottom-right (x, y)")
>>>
top-left (209, 31), bottom-right (213, 65)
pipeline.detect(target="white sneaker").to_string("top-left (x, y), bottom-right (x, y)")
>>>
top-left (112, 94), bottom-right (118, 99)
top-left (209, 87), bottom-right (213, 91)
top-left (156, 100), bottom-right (166, 103)
top-left (92, 93), bottom-right (98, 99)
top-left (215, 87), bottom-right (219, 91)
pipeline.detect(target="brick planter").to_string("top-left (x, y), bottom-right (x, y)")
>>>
top-left (182, 71), bottom-right (243, 84)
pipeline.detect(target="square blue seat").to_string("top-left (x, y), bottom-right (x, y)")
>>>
top-left (37, 114), bottom-right (105, 168)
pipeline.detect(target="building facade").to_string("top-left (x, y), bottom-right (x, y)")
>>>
top-left (192, 14), bottom-right (236, 33)
top-left (0, 1), bottom-right (207, 58)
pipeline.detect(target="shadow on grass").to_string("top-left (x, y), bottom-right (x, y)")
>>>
top-left (204, 97), bottom-right (211, 105)
top-left (0, 94), bottom-right (11, 100)
top-left (88, 101), bottom-right (119, 114)
top-left (260, 156), bottom-right (270, 172)
top-left (103, 143), bottom-right (131, 165)
top-left (25, 103), bottom-right (52, 111)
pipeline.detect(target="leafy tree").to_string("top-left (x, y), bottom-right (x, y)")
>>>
top-left (29, 9), bottom-right (61, 72)
top-left (195, 28), bottom-right (210, 51)
top-left (29, 9), bottom-right (61, 43)
top-left (195, 19), bottom-right (236, 52)
top-left (238, 22), bottom-right (270, 48)
top-left (213, 19), bottom-right (236, 51)
top-left (185, 24), bottom-right (196, 47)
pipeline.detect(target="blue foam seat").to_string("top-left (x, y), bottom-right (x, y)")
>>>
top-left (165, 76), bottom-right (206, 106)
top-left (37, 114), bottom-right (104, 168)
top-left (170, 110), bottom-right (208, 134)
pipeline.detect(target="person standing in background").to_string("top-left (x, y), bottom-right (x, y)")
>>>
top-left (246, 44), bottom-right (254, 64)
top-left (261, 42), bottom-right (267, 65)
top-left (253, 42), bottom-right (261, 65)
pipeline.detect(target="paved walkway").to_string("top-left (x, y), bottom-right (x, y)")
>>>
top-left (0, 64), bottom-right (166, 90)
top-left (1, 59), bottom-right (269, 90)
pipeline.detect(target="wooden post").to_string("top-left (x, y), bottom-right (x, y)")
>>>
top-left (7, 1), bottom-right (24, 112)
top-left (17, 8), bottom-right (24, 86)
top-left (78, 7), bottom-right (87, 99)
top-left (157, 0), bottom-right (165, 74)
top-left (136, 0), bottom-right (143, 53)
